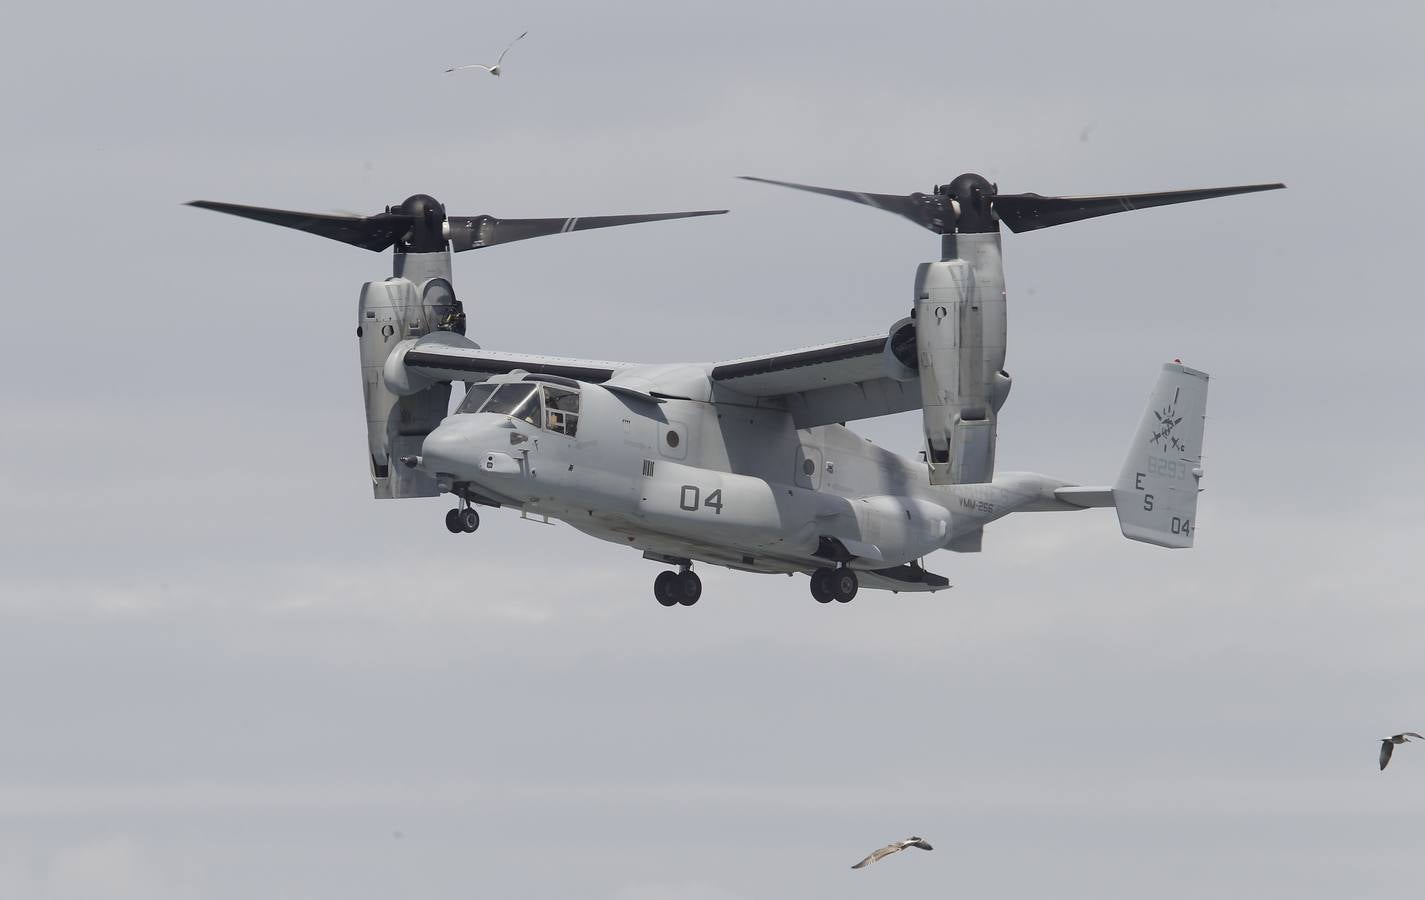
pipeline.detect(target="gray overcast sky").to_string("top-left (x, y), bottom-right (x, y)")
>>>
top-left (2, 1), bottom-right (1424, 897)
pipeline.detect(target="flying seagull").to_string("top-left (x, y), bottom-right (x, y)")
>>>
top-left (1380, 732), bottom-right (1425, 770)
top-left (851, 836), bottom-right (933, 869)
top-left (445, 31), bottom-right (528, 77)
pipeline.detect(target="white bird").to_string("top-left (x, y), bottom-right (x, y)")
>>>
top-left (445, 31), bottom-right (528, 77)
top-left (1380, 732), bottom-right (1424, 770)
top-left (850, 835), bottom-right (933, 869)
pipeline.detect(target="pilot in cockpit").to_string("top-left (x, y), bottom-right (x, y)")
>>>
top-left (457, 380), bottom-right (579, 437)
top-left (542, 385), bottom-right (580, 437)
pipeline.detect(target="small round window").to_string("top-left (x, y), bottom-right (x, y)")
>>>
top-left (802, 458), bottom-right (815, 476)
top-left (665, 430), bottom-right (680, 449)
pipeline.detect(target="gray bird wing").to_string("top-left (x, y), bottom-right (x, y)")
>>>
top-left (497, 31), bottom-right (528, 65)
top-left (851, 844), bottom-right (900, 869)
top-left (1381, 740), bottom-right (1394, 770)
top-left (1404, 732), bottom-right (1425, 740)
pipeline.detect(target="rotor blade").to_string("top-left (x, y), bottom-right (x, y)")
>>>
top-left (992, 183), bottom-right (1286, 233)
top-left (739, 176), bottom-right (953, 233)
top-left (447, 209), bottom-right (726, 252)
top-left (186, 201), bottom-right (413, 251)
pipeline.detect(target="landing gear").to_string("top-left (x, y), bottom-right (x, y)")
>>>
top-left (830, 567), bottom-right (857, 602)
top-left (654, 571), bottom-right (678, 607)
top-left (445, 503), bottom-right (480, 534)
top-left (654, 567), bottom-right (702, 607)
top-left (675, 571), bottom-right (702, 605)
top-left (810, 566), bottom-right (858, 603)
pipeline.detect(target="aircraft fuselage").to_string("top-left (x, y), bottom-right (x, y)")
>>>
top-left (419, 377), bottom-right (1060, 579)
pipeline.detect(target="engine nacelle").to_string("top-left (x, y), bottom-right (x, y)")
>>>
top-left (913, 232), bottom-right (1007, 485)
top-left (883, 317), bottom-right (919, 382)
top-left (357, 254), bottom-right (470, 499)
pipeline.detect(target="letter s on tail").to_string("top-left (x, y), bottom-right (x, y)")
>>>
top-left (1112, 362), bottom-right (1209, 548)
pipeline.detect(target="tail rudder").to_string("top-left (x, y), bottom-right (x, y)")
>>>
top-left (1112, 361), bottom-right (1209, 548)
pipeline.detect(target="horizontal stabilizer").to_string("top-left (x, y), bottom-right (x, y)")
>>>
top-left (1053, 486), bottom-right (1114, 509)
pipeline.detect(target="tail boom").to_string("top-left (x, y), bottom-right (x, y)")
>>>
top-left (957, 362), bottom-right (1210, 550)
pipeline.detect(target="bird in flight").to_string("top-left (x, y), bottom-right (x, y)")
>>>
top-left (445, 31), bottom-right (528, 77)
top-left (1380, 732), bottom-right (1424, 770)
top-left (850, 835), bottom-right (933, 869)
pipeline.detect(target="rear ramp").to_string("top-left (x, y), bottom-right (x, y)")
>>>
top-left (860, 564), bottom-right (951, 593)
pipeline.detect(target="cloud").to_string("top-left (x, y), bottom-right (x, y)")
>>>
top-left (0, 837), bottom-right (187, 900)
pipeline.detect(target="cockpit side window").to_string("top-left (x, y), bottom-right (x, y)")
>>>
top-left (455, 382), bottom-right (497, 415)
top-left (481, 383), bottom-right (542, 426)
top-left (541, 385), bottom-right (580, 437)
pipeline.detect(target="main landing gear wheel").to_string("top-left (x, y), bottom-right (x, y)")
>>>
top-left (654, 571), bottom-right (678, 607)
top-left (674, 571), bottom-right (702, 606)
top-left (459, 508), bottom-right (480, 533)
top-left (811, 567), bottom-right (857, 603)
top-left (655, 570), bottom-right (702, 607)
top-left (445, 506), bottom-right (480, 534)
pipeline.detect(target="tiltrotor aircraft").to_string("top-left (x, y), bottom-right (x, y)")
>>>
top-left (191, 173), bottom-right (1280, 606)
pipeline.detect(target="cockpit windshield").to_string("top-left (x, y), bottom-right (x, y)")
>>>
top-left (455, 380), bottom-right (581, 436)
top-left (455, 382), bottom-right (497, 415)
top-left (481, 383), bottom-right (542, 425)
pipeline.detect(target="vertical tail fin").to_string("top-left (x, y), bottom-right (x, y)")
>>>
top-left (1112, 362), bottom-right (1209, 548)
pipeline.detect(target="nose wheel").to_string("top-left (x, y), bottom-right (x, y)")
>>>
top-left (810, 567), bottom-right (857, 603)
top-left (654, 568), bottom-right (702, 607)
top-left (444, 505), bottom-right (480, 534)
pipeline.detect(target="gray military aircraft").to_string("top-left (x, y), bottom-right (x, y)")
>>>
top-left (190, 174), bottom-right (1280, 606)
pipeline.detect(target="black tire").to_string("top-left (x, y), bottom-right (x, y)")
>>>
top-left (810, 568), bottom-right (835, 603)
top-left (445, 508), bottom-right (463, 533)
top-left (675, 571), bottom-right (702, 606)
top-left (654, 571), bottom-right (677, 607)
top-left (460, 508), bottom-right (480, 532)
top-left (832, 568), bottom-right (858, 603)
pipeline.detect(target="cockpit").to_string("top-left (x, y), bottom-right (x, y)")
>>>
top-left (455, 377), bottom-right (581, 437)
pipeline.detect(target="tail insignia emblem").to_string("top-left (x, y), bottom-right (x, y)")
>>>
top-left (1150, 403), bottom-right (1185, 453)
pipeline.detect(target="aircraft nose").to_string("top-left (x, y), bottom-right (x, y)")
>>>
top-left (421, 418), bottom-right (485, 476)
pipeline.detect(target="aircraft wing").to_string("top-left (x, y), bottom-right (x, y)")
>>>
top-left (400, 331), bottom-right (921, 426)
top-left (400, 338), bottom-right (632, 384)
top-left (710, 334), bottom-right (920, 427)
